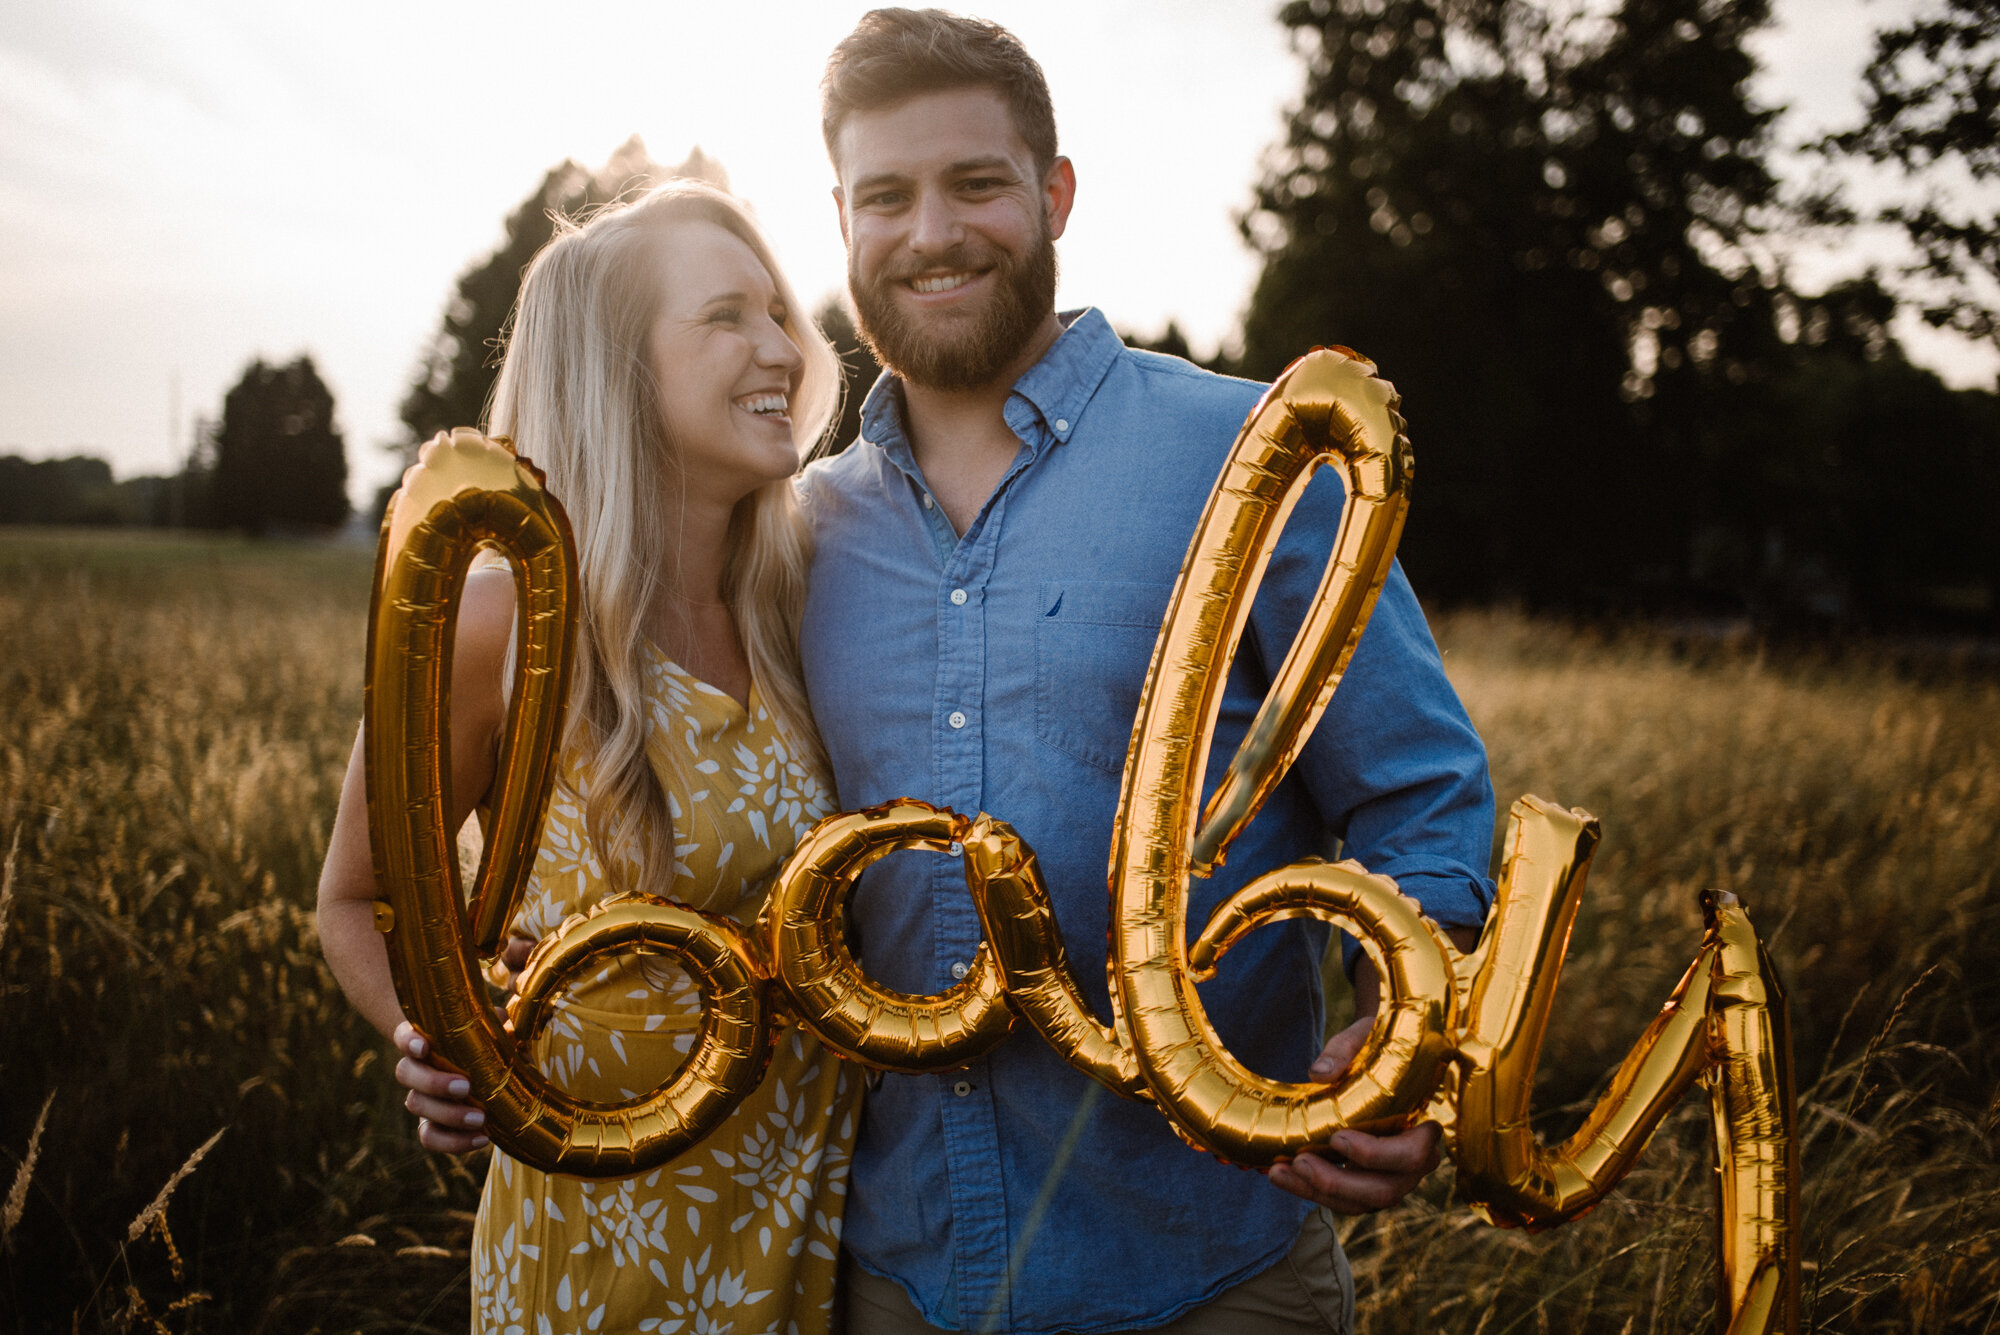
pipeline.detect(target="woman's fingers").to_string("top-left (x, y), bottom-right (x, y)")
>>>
top-left (416, 1117), bottom-right (490, 1155)
top-left (393, 1019), bottom-right (430, 1060)
top-left (405, 1087), bottom-right (486, 1129)
top-left (395, 1053), bottom-right (474, 1100)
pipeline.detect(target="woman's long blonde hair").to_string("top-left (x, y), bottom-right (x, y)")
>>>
top-left (488, 179), bottom-right (839, 899)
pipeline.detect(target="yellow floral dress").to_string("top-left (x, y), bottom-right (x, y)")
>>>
top-left (472, 647), bottom-right (856, 1335)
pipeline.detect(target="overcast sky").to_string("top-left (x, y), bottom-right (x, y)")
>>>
top-left (1, 0), bottom-right (1986, 505)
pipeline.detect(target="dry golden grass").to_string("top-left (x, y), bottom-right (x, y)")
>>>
top-left (0, 531), bottom-right (1995, 1331)
top-left (1330, 611), bottom-right (2000, 1333)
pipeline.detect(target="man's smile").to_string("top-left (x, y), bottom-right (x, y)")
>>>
top-left (907, 271), bottom-right (984, 295)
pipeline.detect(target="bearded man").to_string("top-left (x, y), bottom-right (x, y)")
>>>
top-left (798, 10), bottom-right (1497, 1334)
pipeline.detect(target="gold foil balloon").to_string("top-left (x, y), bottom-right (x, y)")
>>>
top-left (365, 428), bottom-right (775, 1177)
top-left (763, 801), bottom-right (1015, 1071)
top-left (367, 352), bottom-right (1801, 1332)
top-left (1107, 347), bottom-right (1445, 1159)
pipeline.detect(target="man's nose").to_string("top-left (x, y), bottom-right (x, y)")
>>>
top-left (907, 190), bottom-right (964, 256)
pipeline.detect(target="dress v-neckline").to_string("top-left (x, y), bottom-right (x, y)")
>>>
top-left (643, 638), bottom-right (753, 716)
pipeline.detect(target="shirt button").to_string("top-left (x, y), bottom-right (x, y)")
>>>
top-left (952, 1080), bottom-right (973, 1097)
top-left (950, 961), bottom-right (969, 980)
top-left (950, 588), bottom-right (968, 605)
top-left (947, 840), bottom-right (964, 857)
top-left (948, 710), bottom-right (966, 729)
top-left (923, 494), bottom-right (934, 509)
top-left (1054, 418), bottom-right (1069, 432)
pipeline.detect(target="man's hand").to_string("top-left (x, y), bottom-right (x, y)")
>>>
top-left (393, 932), bottom-right (534, 1155)
top-left (1265, 1012), bottom-right (1443, 1213)
top-left (1266, 927), bottom-right (1473, 1213)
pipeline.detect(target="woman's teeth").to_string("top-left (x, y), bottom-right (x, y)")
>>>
top-left (739, 394), bottom-right (789, 416)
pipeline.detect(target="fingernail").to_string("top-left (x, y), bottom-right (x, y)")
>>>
top-left (448, 1078), bottom-right (470, 1097)
top-left (464, 1110), bottom-right (485, 1128)
top-left (471, 1136), bottom-right (490, 1149)
top-left (1309, 1059), bottom-right (1335, 1077)
top-left (410, 1037), bottom-right (427, 1058)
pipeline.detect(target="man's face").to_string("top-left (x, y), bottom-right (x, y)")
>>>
top-left (834, 86), bottom-right (1073, 392)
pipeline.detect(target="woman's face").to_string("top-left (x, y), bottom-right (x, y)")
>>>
top-left (647, 219), bottom-right (807, 508)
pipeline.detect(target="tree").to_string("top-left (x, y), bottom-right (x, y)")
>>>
top-left (0, 454), bottom-right (132, 525)
top-left (1238, 0), bottom-right (1790, 606)
top-left (210, 356), bottom-right (348, 534)
top-left (399, 138), bottom-right (726, 450)
top-left (1824, 0), bottom-right (2000, 349)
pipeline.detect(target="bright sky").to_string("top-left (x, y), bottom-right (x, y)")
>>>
top-left (1, 0), bottom-right (1989, 505)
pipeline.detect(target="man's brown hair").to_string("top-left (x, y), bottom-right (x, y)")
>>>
top-left (821, 8), bottom-right (1059, 177)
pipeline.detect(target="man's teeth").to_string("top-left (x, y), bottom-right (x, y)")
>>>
top-left (911, 272), bottom-right (975, 294)
top-left (739, 394), bottom-right (789, 416)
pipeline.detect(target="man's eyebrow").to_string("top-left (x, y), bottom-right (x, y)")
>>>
top-left (850, 170), bottom-right (913, 195)
top-left (945, 156), bottom-right (1016, 176)
top-left (850, 156), bottom-right (1020, 195)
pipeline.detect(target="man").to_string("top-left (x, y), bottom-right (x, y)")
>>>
top-left (798, 10), bottom-right (1495, 1334)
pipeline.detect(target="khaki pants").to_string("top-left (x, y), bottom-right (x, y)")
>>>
top-left (839, 1207), bottom-right (1354, 1334)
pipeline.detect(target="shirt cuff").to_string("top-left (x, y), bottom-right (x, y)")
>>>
top-left (1338, 867), bottom-right (1492, 977)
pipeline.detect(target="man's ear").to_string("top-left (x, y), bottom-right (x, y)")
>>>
top-left (1043, 157), bottom-right (1077, 241)
top-left (833, 186), bottom-right (851, 248)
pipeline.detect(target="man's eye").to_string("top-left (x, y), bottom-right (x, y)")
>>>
top-left (863, 192), bottom-right (904, 209)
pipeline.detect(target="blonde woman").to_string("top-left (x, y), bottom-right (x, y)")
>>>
top-left (316, 181), bottom-right (857, 1334)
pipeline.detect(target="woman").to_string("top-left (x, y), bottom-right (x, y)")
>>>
top-left (316, 180), bottom-right (857, 1335)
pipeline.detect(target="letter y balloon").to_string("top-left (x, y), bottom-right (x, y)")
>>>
top-left (366, 357), bottom-right (1799, 1335)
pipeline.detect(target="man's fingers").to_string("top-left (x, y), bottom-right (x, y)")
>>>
top-left (1308, 1013), bottom-right (1375, 1081)
top-left (1325, 1121), bottom-right (1441, 1176)
top-left (1265, 1121), bottom-right (1445, 1214)
top-left (1274, 1152), bottom-right (1419, 1214)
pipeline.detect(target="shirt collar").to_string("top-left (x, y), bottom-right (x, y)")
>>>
top-left (855, 308), bottom-right (1124, 473)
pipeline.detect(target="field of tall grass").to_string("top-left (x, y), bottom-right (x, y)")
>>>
top-left (0, 528), bottom-right (1995, 1333)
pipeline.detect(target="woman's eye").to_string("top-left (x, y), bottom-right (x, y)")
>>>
top-left (706, 306), bottom-right (741, 325)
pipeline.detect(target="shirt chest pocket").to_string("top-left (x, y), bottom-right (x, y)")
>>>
top-left (1034, 580), bottom-right (1176, 774)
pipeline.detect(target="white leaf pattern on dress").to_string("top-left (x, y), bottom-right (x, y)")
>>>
top-left (471, 649), bottom-right (847, 1334)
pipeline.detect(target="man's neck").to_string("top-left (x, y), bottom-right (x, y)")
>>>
top-left (902, 311), bottom-right (1064, 535)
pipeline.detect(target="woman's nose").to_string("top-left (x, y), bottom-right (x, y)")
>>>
top-left (759, 320), bottom-right (804, 373)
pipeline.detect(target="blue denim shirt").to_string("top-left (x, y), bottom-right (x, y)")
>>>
top-left (798, 309), bottom-right (1495, 1334)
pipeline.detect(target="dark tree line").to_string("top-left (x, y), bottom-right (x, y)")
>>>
top-left (389, 10), bottom-right (1996, 630)
top-left (1227, 0), bottom-right (1999, 629)
top-left (3, 355), bottom-right (350, 534)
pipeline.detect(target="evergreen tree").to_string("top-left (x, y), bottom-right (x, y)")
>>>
top-left (1239, 0), bottom-right (1787, 605)
top-left (399, 139), bottom-right (727, 448)
top-left (1824, 0), bottom-right (2000, 349)
top-left (211, 356), bottom-right (348, 534)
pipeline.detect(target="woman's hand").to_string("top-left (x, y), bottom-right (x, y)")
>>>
top-left (395, 1021), bottom-right (492, 1153)
top-left (395, 933), bottom-right (535, 1155)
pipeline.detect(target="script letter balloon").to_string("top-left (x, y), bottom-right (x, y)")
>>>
top-left (1107, 347), bottom-right (1448, 1164)
top-left (365, 428), bottom-right (771, 1176)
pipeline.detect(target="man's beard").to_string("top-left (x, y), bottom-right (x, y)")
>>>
top-left (849, 224), bottom-right (1058, 393)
